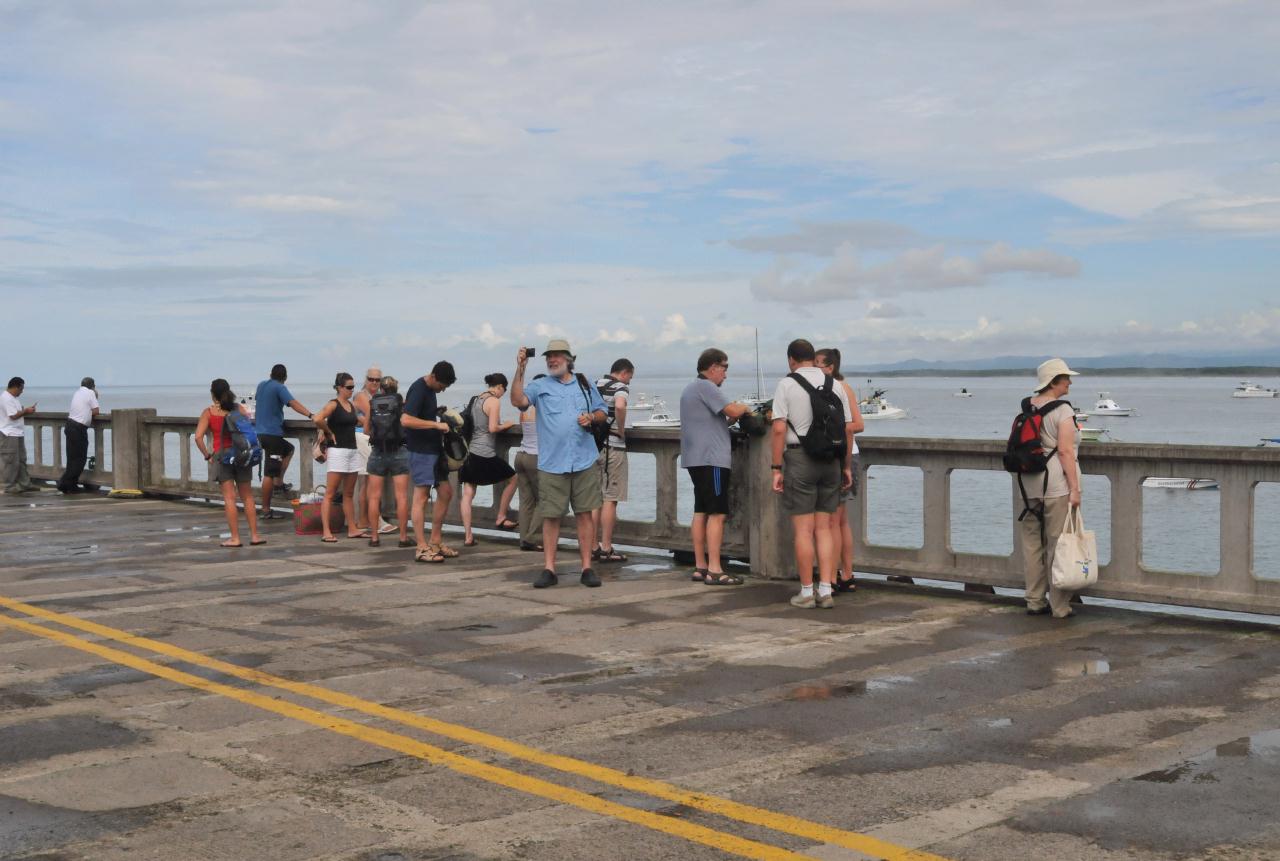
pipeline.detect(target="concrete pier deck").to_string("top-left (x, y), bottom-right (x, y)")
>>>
top-left (3, 491), bottom-right (1280, 860)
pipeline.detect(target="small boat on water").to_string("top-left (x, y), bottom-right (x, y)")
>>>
top-left (625, 393), bottom-right (656, 427)
top-left (631, 399), bottom-right (680, 429)
top-left (1232, 381), bottom-right (1280, 398)
top-left (1093, 392), bottom-right (1136, 416)
top-left (1079, 427), bottom-right (1108, 442)
top-left (1142, 477), bottom-right (1220, 491)
top-left (953, 388), bottom-right (973, 398)
top-left (859, 387), bottom-right (908, 420)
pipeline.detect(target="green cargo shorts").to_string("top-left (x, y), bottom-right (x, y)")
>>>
top-left (537, 466), bottom-right (603, 518)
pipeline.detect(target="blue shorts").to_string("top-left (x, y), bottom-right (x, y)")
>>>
top-left (408, 451), bottom-right (443, 487)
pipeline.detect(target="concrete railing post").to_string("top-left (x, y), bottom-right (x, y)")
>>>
top-left (109, 409), bottom-right (156, 492)
top-left (746, 430), bottom-right (792, 578)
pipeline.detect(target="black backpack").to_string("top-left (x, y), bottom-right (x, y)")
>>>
top-left (368, 392), bottom-right (404, 452)
top-left (1003, 397), bottom-right (1071, 532)
top-left (786, 372), bottom-right (846, 461)
top-left (575, 374), bottom-right (610, 451)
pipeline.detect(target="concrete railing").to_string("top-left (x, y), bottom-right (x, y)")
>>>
top-left (19, 409), bottom-right (1280, 614)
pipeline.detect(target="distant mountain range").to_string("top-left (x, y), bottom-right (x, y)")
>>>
top-left (853, 352), bottom-right (1280, 374)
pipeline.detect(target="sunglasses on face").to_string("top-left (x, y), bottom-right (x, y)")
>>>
top-left (341, 384), bottom-right (355, 390)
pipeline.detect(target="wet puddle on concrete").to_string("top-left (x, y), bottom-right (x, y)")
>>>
top-left (1133, 729), bottom-right (1280, 784)
top-left (1053, 659), bottom-right (1112, 681)
top-left (784, 675), bottom-right (915, 701)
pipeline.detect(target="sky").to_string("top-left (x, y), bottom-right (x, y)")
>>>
top-left (3, 1), bottom-right (1279, 385)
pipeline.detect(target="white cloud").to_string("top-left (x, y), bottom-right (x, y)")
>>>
top-left (236, 194), bottom-right (352, 213)
top-left (1040, 171), bottom-right (1220, 219)
top-left (654, 313), bottom-right (689, 349)
top-left (751, 241), bottom-right (1079, 305)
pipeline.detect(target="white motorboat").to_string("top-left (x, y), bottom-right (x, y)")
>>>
top-left (859, 387), bottom-right (908, 420)
top-left (1142, 477), bottom-right (1220, 491)
top-left (1232, 381), bottom-right (1279, 398)
top-left (1260, 438), bottom-right (1280, 447)
top-left (953, 388), bottom-right (973, 398)
top-left (625, 393), bottom-right (656, 427)
top-left (631, 399), bottom-right (680, 429)
top-left (1093, 392), bottom-right (1136, 416)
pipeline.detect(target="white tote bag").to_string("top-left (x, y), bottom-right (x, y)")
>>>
top-left (1051, 506), bottom-right (1098, 591)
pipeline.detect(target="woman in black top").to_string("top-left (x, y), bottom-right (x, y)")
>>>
top-left (315, 372), bottom-right (368, 542)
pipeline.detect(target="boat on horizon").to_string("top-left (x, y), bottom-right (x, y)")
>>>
top-left (1093, 392), bottom-right (1137, 416)
top-left (631, 399), bottom-right (680, 429)
top-left (953, 388), bottom-right (973, 398)
top-left (1232, 381), bottom-right (1279, 398)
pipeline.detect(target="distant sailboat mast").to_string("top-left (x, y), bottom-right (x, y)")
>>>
top-left (754, 328), bottom-right (763, 400)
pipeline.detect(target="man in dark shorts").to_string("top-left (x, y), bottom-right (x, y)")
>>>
top-left (402, 361), bottom-right (456, 563)
top-left (254, 364), bottom-right (313, 518)
top-left (679, 348), bottom-right (753, 585)
top-left (770, 339), bottom-right (854, 609)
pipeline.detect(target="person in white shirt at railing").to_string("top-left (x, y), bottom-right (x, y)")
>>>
top-left (58, 377), bottom-right (100, 494)
top-left (1, 376), bottom-right (40, 495)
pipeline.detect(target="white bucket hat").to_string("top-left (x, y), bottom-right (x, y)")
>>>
top-left (1035, 358), bottom-right (1079, 392)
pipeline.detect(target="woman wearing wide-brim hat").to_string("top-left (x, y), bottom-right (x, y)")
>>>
top-left (1018, 358), bottom-right (1083, 618)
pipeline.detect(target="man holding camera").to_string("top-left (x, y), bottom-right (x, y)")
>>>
top-left (511, 340), bottom-right (608, 588)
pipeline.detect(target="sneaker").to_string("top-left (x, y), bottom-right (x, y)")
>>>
top-left (534, 569), bottom-right (558, 589)
top-left (816, 592), bottom-right (835, 609)
top-left (789, 592), bottom-right (816, 609)
top-left (580, 568), bottom-right (601, 587)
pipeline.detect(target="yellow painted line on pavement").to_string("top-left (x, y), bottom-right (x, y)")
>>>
top-left (0, 611), bottom-right (813, 861)
top-left (0, 593), bottom-right (951, 861)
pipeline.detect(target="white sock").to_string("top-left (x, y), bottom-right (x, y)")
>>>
top-left (817, 583), bottom-right (833, 598)
top-left (799, 584), bottom-right (814, 597)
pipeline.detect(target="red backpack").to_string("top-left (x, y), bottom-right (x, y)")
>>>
top-left (1003, 397), bottom-right (1072, 533)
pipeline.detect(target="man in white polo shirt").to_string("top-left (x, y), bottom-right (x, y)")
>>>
top-left (58, 377), bottom-right (100, 493)
top-left (1, 376), bottom-right (40, 494)
top-left (770, 339), bottom-right (854, 609)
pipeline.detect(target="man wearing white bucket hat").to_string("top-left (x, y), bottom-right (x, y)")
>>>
top-left (1016, 357), bottom-right (1083, 618)
top-left (511, 339), bottom-right (608, 589)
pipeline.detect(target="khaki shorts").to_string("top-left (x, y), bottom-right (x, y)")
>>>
top-left (355, 433), bottom-right (371, 476)
top-left (537, 466), bottom-right (602, 519)
top-left (597, 446), bottom-right (628, 502)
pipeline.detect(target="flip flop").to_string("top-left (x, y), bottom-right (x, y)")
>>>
top-left (347, 531), bottom-right (371, 539)
top-left (463, 537), bottom-right (478, 547)
top-left (368, 537), bottom-right (381, 547)
top-left (704, 572), bottom-right (744, 586)
top-left (321, 536), bottom-right (338, 543)
top-left (378, 522), bottom-right (398, 534)
top-left (397, 539), bottom-right (414, 548)
top-left (495, 518), bottom-right (518, 530)
top-left (220, 540), bottom-right (242, 548)
top-left (250, 539), bottom-right (267, 546)
top-left (597, 548), bottom-right (627, 562)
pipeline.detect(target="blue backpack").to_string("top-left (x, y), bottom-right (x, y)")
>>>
top-left (220, 410), bottom-right (263, 468)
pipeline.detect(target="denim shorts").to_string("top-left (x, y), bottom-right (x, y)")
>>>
top-left (367, 447), bottom-right (410, 477)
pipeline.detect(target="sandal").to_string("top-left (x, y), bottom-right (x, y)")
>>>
top-left (415, 547), bottom-right (445, 563)
top-left (220, 540), bottom-right (243, 548)
top-left (597, 547), bottom-right (627, 562)
top-left (704, 572), bottom-right (744, 586)
top-left (368, 537), bottom-right (381, 547)
top-left (249, 539), bottom-right (267, 546)
top-left (463, 537), bottom-right (478, 547)
top-left (691, 568), bottom-right (708, 582)
top-left (347, 531), bottom-right (371, 539)
top-left (434, 543), bottom-right (459, 558)
top-left (397, 539), bottom-right (415, 548)
top-left (834, 575), bottom-right (857, 593)
top-left (495, 518), bottom-right (518, 530)
top-left (321, 536), bottom-right (338, 544)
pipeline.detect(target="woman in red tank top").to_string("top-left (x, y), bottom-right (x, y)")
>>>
top-left (195, 378), bottom-right (264, 548)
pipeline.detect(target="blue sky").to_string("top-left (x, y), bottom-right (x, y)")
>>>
top-left (3, 1), bottom-right (1279, 384)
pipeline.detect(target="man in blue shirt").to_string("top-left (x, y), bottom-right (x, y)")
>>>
top-left (511, 340), bottom-right (607, 588)
top-left (255, 364), bottom-right (313, 517)
top-left (402, 361), bottom-right (457, 563)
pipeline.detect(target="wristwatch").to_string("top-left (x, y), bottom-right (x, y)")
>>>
top-left (771, 464), bottom-right (782, 471)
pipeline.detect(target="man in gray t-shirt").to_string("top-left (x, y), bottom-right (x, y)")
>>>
top-left (679, 348), bottom-right (753, 585)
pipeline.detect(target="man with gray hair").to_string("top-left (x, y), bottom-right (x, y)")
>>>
top-left (58, 377), bottom-right (100, 493)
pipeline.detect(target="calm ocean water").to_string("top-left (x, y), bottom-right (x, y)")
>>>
top-left (21, 374), bottom-right (1280, 578)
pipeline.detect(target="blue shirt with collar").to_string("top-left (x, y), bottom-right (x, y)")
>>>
top-left (524, 374), bottom-right (607, 474)
top-left (254, 379), bottom-right (294, 436)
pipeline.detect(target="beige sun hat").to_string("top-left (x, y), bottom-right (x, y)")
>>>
top-left (1035, 358), bottom-right (1079, 392)
top-left (542, 338), bottom-right (575, 359)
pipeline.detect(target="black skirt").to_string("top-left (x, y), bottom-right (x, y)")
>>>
top-left (459, 453), bottom-right (516, 486)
